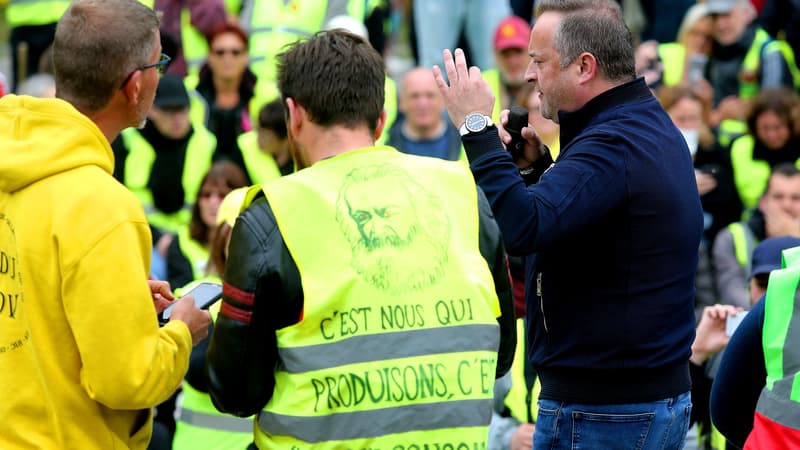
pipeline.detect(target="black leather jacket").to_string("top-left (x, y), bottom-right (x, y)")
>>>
top-left (206, 189), bottom-right (517, 417)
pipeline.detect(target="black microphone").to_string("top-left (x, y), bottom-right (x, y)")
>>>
top-left (505, 106), bottom-right (529, 160)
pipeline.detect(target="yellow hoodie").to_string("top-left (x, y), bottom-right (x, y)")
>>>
top-left (0, 95), bottom-right (193, 449)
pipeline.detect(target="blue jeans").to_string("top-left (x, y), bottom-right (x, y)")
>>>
top-left (533, 392), bottom-right (692, 450)
top-left (413, 0), bottom-right (511, 71)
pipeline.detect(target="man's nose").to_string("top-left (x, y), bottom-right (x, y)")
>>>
top-left (525, 66), bottom-right (537, 84)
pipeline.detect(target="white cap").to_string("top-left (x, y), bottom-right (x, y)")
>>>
top-left (324, 15), bottom-right (369, 40)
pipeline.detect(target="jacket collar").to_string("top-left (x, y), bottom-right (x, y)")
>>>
top-left (558, 77), bottom-right (652, 149)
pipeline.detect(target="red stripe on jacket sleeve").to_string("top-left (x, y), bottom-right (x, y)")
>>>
top-left (220, 301), bottom-right (253, 324)
top-left (223, 282), bottom-right (254, 306)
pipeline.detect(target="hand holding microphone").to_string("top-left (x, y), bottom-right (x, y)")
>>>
top-left (500, 106), bottom-right (550, 172)
top-left (504, 106), bottom-right (529, 160)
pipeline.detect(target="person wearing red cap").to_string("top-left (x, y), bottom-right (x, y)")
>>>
top-left (484, 15), bottom-right (532, 122)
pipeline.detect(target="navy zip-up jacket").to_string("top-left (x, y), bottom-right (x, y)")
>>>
top-left (462, 78), bottom-right (703, 404)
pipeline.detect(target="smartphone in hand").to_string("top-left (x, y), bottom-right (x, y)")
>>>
top-left (162, 282), bottom-right (223, 322)
top-left (725, 311), bottom-right (749, 337)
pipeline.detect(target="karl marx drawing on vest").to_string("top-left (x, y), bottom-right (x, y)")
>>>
top-left (336, 164), bottom-right (450, 294)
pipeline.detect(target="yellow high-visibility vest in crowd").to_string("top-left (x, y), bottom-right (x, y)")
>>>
top-left (745, 252), bottom-right (800, 447)
top-left (246, 0), bottom-right (328, 84)
top-left (504, 318), bottom-right (540, 425)
top-left (657, 42), bottom-right (686, 88)
top-left (730, 134), bottom-right (800, 210)
top-left (120, 127), bottom-right (216, 233)
top-left (181, 8), bottom-right (210, 89)
top-left (236, 130), bottom-right (283, 184)
top-left (171, 279), bottom-right (256, 450)
top-left (5, 0), bottom-right (69, 27)
top-left (249, 146), bottom-right (502, 448)
top-left (739, 28), bottom-right (800, 100)
top-left (175, 226), bottom-right (209, 281)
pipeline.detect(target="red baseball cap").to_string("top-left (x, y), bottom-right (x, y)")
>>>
top-left (494, 16), bottom-right (531, 51)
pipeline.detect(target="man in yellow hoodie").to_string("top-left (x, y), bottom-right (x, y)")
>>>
top-left (0, 0), bottom-right (212, 448)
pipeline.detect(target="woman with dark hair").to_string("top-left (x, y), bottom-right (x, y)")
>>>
top-left (730, 88), bottom-right (800, 210)
top-left (659, 84), bottom-right (742, 245)
top-left (171, 187), bottom-right (256, 450)
top-left (165, 160), bottom-right (248, 289)
top-left (194, 23), bottom-right (257, 176)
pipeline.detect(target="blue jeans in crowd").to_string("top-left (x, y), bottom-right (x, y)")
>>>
top-left (533, 391), bottom-right (692, 450)
top-left (412, 0), bottom-right (511, 71)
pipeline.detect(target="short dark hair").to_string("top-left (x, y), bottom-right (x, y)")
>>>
top-left (764, 162), bottom-right (800, 196)
top-left (747, 88), bottom-right (798, 139)
top-left (770, 162), bottom-right (800, 180)
top-left (276, 29), bottom-right (385, 133)
top-left (53, 0), bottom-right (161, 112)
top-left (258, 99), bottom-right (288, 139)
top-left (536, 0), bottom-right (635, 82)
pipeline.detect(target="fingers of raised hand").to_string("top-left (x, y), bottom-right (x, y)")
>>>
top-left (442, 49), bottom-right (458, 85)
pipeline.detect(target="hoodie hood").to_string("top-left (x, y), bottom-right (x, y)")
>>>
top-left (0, 95), bottom-right (114, 193)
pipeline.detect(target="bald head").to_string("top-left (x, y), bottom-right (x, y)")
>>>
top-left (399, 67), bottom-right (446, 136)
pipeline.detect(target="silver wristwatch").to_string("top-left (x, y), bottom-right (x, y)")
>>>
top-left (459, 113), bottom-right (493, 136)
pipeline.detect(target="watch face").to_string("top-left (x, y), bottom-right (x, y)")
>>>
top-left (465, 114), bottom-right (488, 133)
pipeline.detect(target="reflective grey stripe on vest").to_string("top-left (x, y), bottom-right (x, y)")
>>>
top-left (258, 398), bottom-right (490, 443)
top-left (278, 323), bottom-right (500, 374)
top-left (249, 25), bottom-right (312, 36)
top-left (186, 57), bottom-right (207, 69)
top-left (179, 409), bottom-right (254, 433)
top-left (756, 287), bottom-right (800, 427)
top-left (247, 26), bottom-right (312, 64)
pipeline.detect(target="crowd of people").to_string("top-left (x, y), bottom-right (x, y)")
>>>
top-left (2, 0), bottom-right (800, 449)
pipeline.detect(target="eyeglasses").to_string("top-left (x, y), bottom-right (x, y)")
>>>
top-left (211, 48), bottom-right (245, 57)
top-left (119, 53), bottom-right (172, 89)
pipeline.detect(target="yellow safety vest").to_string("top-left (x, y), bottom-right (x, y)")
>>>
top-left (223, 0), bottom-right (241, 17)
top-left (172, 278), bottom-right (256, 450)
top-left (484, 69), bottom-right (506, 123)
top-left (176, 226), bottom-right (209, 281)
top-left (739, 28), bottom-right (800, 100)
top-left (250, 146), bottom-right (501, 448)
top-left (377, 75), bottom-right (398, 145)
top-left (236, 130), bottom-right (284, 184)
top-left (504, 319), bottom-right (540, 425)
top-left (717, 29), bottom-right (800, 150)
top-left (745, 258), bottom-right (800, 446)
top-left (247, 81), bottom-right (280, 131)
top-left (657, 42), bottom-right (686, 88)
top-left (173, 383), bottom-right (254, 450)
top-left (5, 0), bottom-right (69, 27)
top-left (730, 134), bottom-right (800, 210)
top-left (347, 0), bottom-right (383, 21)
top-left (181, 8), bottom-right (210, 89)
top-left (183, 80), bottom-right (211, 129)
top-left (246, 0), bottom-right (328, 85)
top-left (120, 126), bottom-right (216, 233)
top-left (727, 221), bottom-right (758, 275)
top-left (718, 119), bottom-right (749, 151)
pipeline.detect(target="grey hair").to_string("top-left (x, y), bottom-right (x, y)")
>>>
top-left (53, 0), bottom-right (161, 112)
top-left (537, 0), bottom-right (636, 82)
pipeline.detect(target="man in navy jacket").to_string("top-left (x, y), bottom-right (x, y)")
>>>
top-left (434, 0), bottom-right (703, 448)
